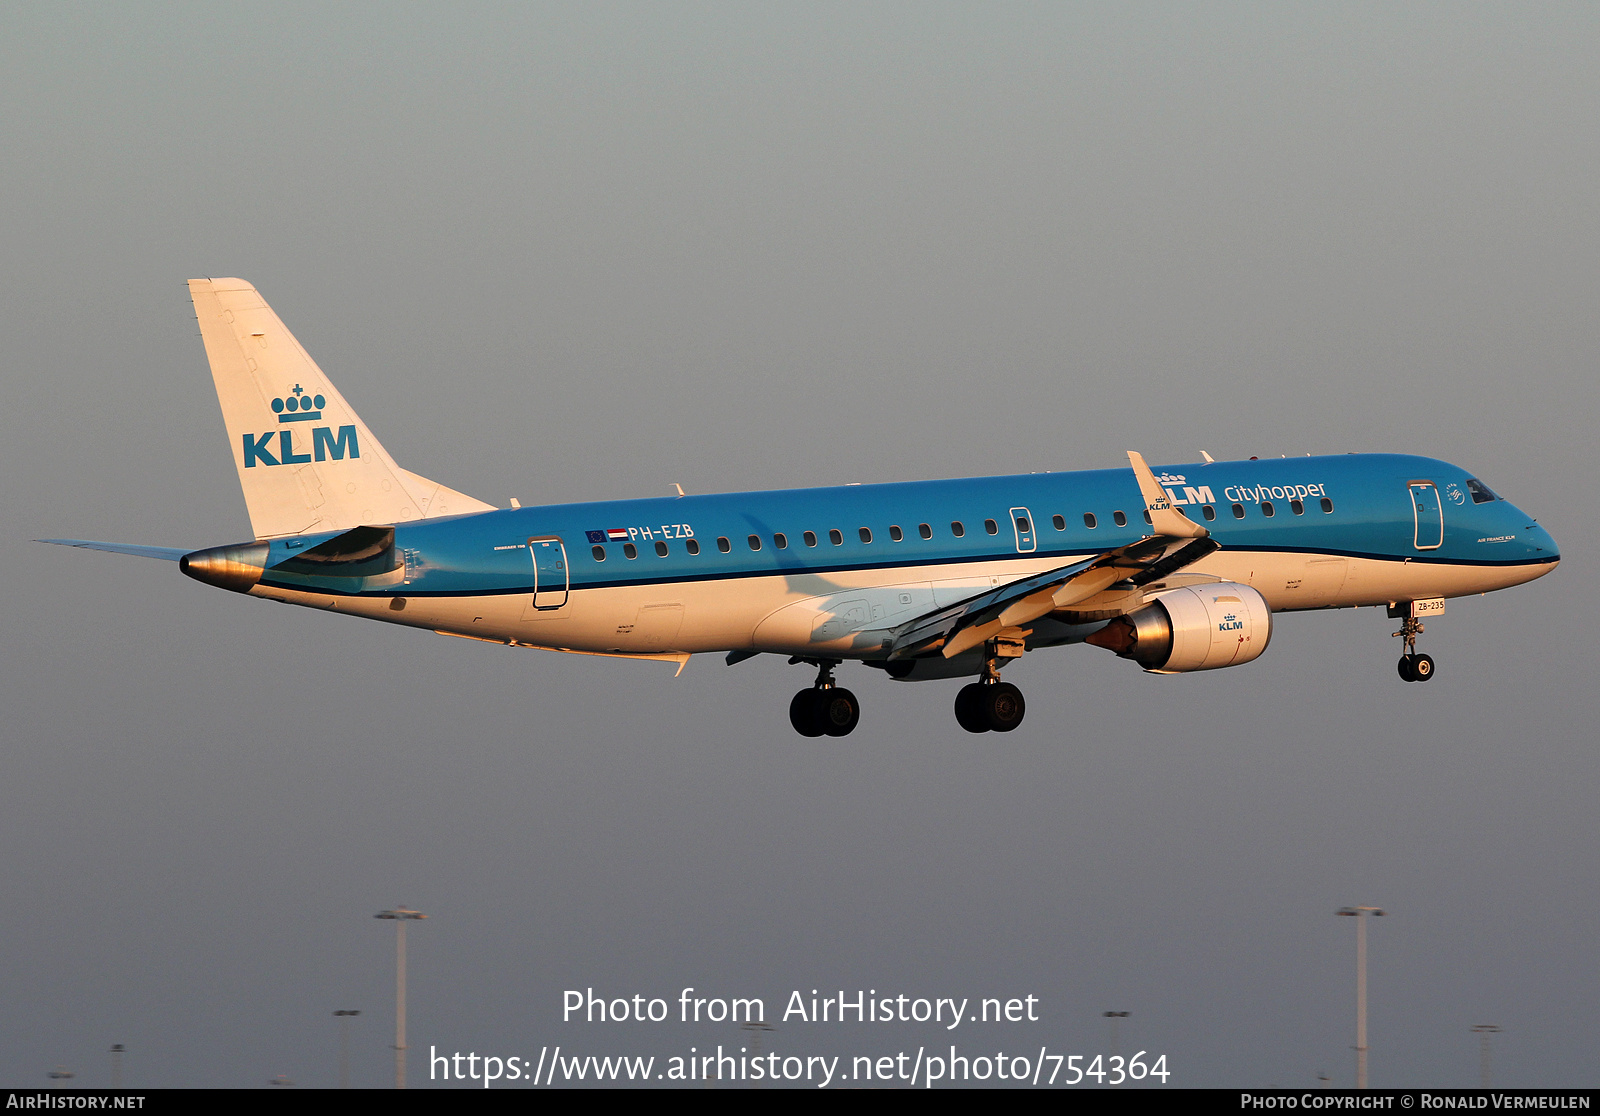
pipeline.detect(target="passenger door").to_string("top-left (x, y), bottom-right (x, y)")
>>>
top-left (528, 536), bottom-right (569, 609)
top-left (1409, 483), bottom-right (1443, 550)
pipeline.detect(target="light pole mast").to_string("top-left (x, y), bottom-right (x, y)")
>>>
top-left (334, 1010), bottom-right (361, 1089)
top-left (1471, 1025), bottom-right (1501, 1088)
top-left (1103, 1012), bottom-right (1129, 1059)
top-left (1336, 906), bottom-right (1385, 1089)
top-left (375, 907), bottom-right (426, 1089)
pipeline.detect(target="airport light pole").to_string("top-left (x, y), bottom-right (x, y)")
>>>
top-left (1336, 906), bottom-right (1385, 1089)
top-left (108, 1045), bottom-right (124, 1089)
top-left (334, 1011), bottom-right (361, 1089)
top-left (375, 907), bottom-right (426, 1089)
top-left (742, 1020), bottom-right (774, 1089)
top-left (1471, 1025), bottom-right (1501, 1088)
top-left (1103, 1012), bottom-right (1129, 1061)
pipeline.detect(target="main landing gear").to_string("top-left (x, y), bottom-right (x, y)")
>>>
top-left (953, 638), bottom-right (1027, 733)
top-left (1392, 612), bottom-right (1436, 683)
top-left (788, 658), bottom-right (860, 737)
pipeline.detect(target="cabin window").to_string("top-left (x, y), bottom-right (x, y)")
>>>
top-left (984, 519), bottom-right (999, 535)
top-left (624, 542), bottom-right (638, 559)
top-left (654, 540), bottom-right (669, 557)
top-left (1232, 503), bottom-right (1245, 519)
top-left (685, 538), bottom-right (700, 555)
top-left (1201, 505), bottom-right (1216, 521)
top-left (773, 532), bottom-right (787, 549)
top-left (859, 527), bottom-right (873, 543)
top-left (1015, 516), bottom-right (1031, 533)
top-left (829, 528), bottom-right (844, 545)
top-left (1321, 497), bottom-right (1334, 513)
top-left (1113, 511), bottom-right (1127, 527)
top-left (591, 545), bottom-right (606, 561)
top-left (918, 523), bottom-right (932, 539)
top-left (1290, 498), bottom-right (1304, 515)
top-left (1083, 513), bottom-right (1097, 529)
top-left (803, 530), bottom-right (817, 547)
top-left (747, 534), bottom-right (762, 551)
top-left (716, 536), bottom-right (731, 553)
top-left (1142, 510), bottom-right (1153, 525)
top-left (1052, 514), bottom-right (1066, 530)
top-left (889, 525), bottom-right (903, 542)
top-left (951, 521), bottom-right (965, 537)
top-left (1260, 501), bottom-right (1275, 517)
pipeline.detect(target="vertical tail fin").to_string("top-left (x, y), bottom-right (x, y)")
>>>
top-left (188, 278), bottom-right (493, 539)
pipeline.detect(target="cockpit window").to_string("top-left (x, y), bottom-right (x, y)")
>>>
top-left (1466, 478), bottom-right (1499, 504)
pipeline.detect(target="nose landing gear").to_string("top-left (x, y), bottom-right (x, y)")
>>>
top-left (1391, 609), bottom-right (1437, 683)
top-left (787, 658), bottom-right (860, 737)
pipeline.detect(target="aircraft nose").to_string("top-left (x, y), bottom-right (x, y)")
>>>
top-left (1521, 521), bottom-right (1559, 565)
top-left (180, 541), bottom-right (269, 593)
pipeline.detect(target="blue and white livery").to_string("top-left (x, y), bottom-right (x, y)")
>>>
top-left (44, 279), bottom-right (1560, 735)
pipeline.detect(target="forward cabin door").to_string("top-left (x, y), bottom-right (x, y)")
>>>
top-left (528, 536), bottom-right (570, 609)
top-left (1409, 483), bottom-right (1443, 550)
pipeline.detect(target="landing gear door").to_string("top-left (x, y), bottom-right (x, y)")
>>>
top-left (1409, 483), bottom-right (1443, 550)
top-left (529, 536), bottom-right (569, 609)
top-left (1009, 507), bottom-right (1037, 553)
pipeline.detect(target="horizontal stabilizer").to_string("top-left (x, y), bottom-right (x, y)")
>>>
top-left (274, 525), bottom-right (394, 566)
top-left (37, 539), bottom-right (192, 562)
top-left (268, 525), bottom-right (399, 579)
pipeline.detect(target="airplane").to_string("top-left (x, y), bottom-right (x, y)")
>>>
top-left (42, 279), bottom-right (1560, 736)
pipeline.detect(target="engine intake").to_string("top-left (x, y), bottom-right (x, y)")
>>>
top-left (1084, 583), bottom-right (1272, 673)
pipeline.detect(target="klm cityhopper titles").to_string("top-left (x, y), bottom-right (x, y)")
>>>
top-left (44, 279), bottom-right (1559, 736)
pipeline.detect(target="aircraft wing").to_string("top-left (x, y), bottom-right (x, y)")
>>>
top-left (886, 451), bottom-right (1218, 661)
top-left (37, 539), bottom-right (192, 562)
top-left (886, 533), bottom-right (1218, 660)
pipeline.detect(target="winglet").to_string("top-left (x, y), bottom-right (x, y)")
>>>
top-left (1128, 451), bottom-right (1209, 538)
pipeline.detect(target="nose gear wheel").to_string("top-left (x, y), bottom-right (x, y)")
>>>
top-left (1397, 652), bottom-right (1434, 682)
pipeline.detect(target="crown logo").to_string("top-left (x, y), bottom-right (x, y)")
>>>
top-left (272, 384), bottom-right (325, 423)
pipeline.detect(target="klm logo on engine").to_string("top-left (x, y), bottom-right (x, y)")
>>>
top-left (243, 385), bottom-right (359, 468)
top-left (1219, 612), bottom-right (1243, 632)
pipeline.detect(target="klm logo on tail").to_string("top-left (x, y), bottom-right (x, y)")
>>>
top-left (272, 384), bottom-right (323, 422)
top-left (244, 387), bottom-right (359, 467)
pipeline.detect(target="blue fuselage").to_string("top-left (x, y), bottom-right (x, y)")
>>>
top-left (254, 454), bottom-right (1557, 609)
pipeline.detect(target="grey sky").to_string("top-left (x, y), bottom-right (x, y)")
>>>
top-left (2, 2), bottom-right (1595, 1088)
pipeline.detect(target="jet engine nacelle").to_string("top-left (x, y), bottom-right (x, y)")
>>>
top-left (1085, 582), bottom-right (1272, 673)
